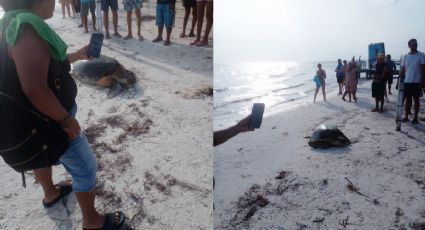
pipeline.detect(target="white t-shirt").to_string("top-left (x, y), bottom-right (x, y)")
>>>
top-left (401, 51), bottom-right (425, 83)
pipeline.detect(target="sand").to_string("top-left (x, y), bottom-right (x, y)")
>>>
top-left (0, 2), bottom-right (212, 229)
top-left (214, 78), bottom-right (425, 229)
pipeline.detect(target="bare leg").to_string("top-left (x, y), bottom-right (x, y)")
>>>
top-left (321, 84), bottom-right (326, 102)
top-left (342, 91), bottom-right (347, 101)
top-left (201, 1), bottom-right (213, 43)
top-left (112, 11), bottom-right (120, 36)
top-left (82, 15), bottom-right (88, 33)
top-left (75, 191), bottom-right (105, 229)
top-left (413, 96), bottom-right (420, 120)
top-left (66, 2), bottom-right (72, 17)
top-left (34, 168), bottom-right (60, 203)
top-left (193, 1), bottom-right (206, 44)
top-left (68, 0), bottom-right (76, 17)
top-left (181, 7), bottom-right (190, 37)
top-left (61, 3), bottom-right (66, 18)
top-left (189, 6), bottom-right (197, 36)
top-left (91, 12), bottom-right (97, 31)
top-left (135, 8), bottom-right (143, 40)
top-left (153, 26), bottom-right (164, 42)
top-left (103, 11), bottom-right (110, 37)
top-left (125, 10), bottom-right (133, 39)
top-left (164, 27), bottom-right (172, 46)
top-left (314, 87), bottom-right (319, 103)
top-left (379, 98), bottom-right (384, 112)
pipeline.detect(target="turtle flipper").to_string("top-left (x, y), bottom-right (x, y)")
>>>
top-left (107, 80), bottom-right (123, 99)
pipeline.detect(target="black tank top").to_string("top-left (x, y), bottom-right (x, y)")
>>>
top-left (0, 40), bottom-right (77, 113)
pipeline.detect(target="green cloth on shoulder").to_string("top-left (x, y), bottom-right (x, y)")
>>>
top-left (0, 10), bottom-right (68, 61)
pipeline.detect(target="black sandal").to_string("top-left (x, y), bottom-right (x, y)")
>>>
top-left (83, 211), bottom-right (127, 230)
top-left (42, 179), bottom-right (73, 208)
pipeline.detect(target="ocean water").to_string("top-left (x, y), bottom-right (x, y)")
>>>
top-left (214, 61), bottom-right (343, 130)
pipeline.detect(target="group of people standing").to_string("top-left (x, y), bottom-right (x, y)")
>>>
top-left (317, 38), bottom-right (425, 124)
top-left (335, 58), bottom-right (359, 103)
top-left (59, 0), bottom-right (213, 46)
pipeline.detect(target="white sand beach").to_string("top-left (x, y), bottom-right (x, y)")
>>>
top-left (214, 78), bottom-right (425, 229)
top-left (0, 2), bottom-right (212, 229)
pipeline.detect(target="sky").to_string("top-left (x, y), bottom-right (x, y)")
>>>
top-left (215, 0), bottom-right (425, 63)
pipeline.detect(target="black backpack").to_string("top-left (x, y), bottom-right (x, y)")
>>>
top-left (0, 23), bottom-right (76, 186)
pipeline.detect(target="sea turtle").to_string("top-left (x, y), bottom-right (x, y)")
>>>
top-left (71, 55), bottom-right (137, 98)
top-left (308, 124), bottom-right (350, 148)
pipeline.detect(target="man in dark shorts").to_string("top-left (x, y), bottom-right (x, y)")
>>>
top-left (400, 39), bottom-right (425, 124)
top-left (80, 0), bottom-right (96, 33)
top-left (385, 54), bottom-right (396, 95)
top-left (371, 53), bottom-right (387, 113)
top-left (335, 59), bottom-right (344, 95)
top-left (180, 0), bottom-right (197, 38)
top-left (101, 0), bottom-right (121, 39)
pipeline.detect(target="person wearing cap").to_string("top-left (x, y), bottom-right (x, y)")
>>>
top-left (371, 53), bottom-right (388, 112)
top-left (400, 38), bottom-right (425, 124)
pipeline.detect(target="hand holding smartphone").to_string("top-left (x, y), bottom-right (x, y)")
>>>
top-left (87, 32), bottom-right (104, 58)
top-left (249, 103), bottom-right (265, 129)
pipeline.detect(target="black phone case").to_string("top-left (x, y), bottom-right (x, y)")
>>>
top-left (87, 33), bottom-right (104, 58)
top-left (250, 103), bottom-right (265, 129)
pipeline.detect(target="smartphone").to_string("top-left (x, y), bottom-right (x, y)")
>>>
top-left (250, 103), bottom-right (265, 129)
top-left (87, 33), bottom-right (104, 58)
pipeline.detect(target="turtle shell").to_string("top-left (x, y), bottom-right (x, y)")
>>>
top-left (72, 55), bottom-right (120, 84)
top-left (308, 124), bottom-right (350, 148)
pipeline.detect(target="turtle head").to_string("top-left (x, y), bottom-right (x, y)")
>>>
top-left (117, 69), bottom-right (137, 85)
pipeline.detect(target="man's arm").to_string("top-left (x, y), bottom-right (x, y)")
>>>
top-left (213, 115), bottom-right (253, 146)
top-left (66, 45), bottom-right (90, 63)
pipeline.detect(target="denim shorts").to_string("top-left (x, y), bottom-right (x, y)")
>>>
top-left (101, 0), bottom-right (119, 11)
top-left (58, 105), bottom-right (97, 192)
top-left (156, 4), bottom-right (175, 28)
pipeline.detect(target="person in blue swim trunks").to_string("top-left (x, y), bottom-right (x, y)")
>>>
top-left (123, 0), bottom-right (143, 41)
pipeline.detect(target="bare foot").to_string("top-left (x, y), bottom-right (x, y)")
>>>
top-left (77, 24), bottom-right (83, 28)
top-left (180, 32), bottom-right (186, 38)
top-left (188, 31), bottom-right (195, 37)
top-left (113, 32), bottom-right (122, 38)
top-left (164, 40), bottom-right (171, 46)
top-left (371, 108), bottom-right (379, 112)
top-left (105, 33), bottom-right (111, 39)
